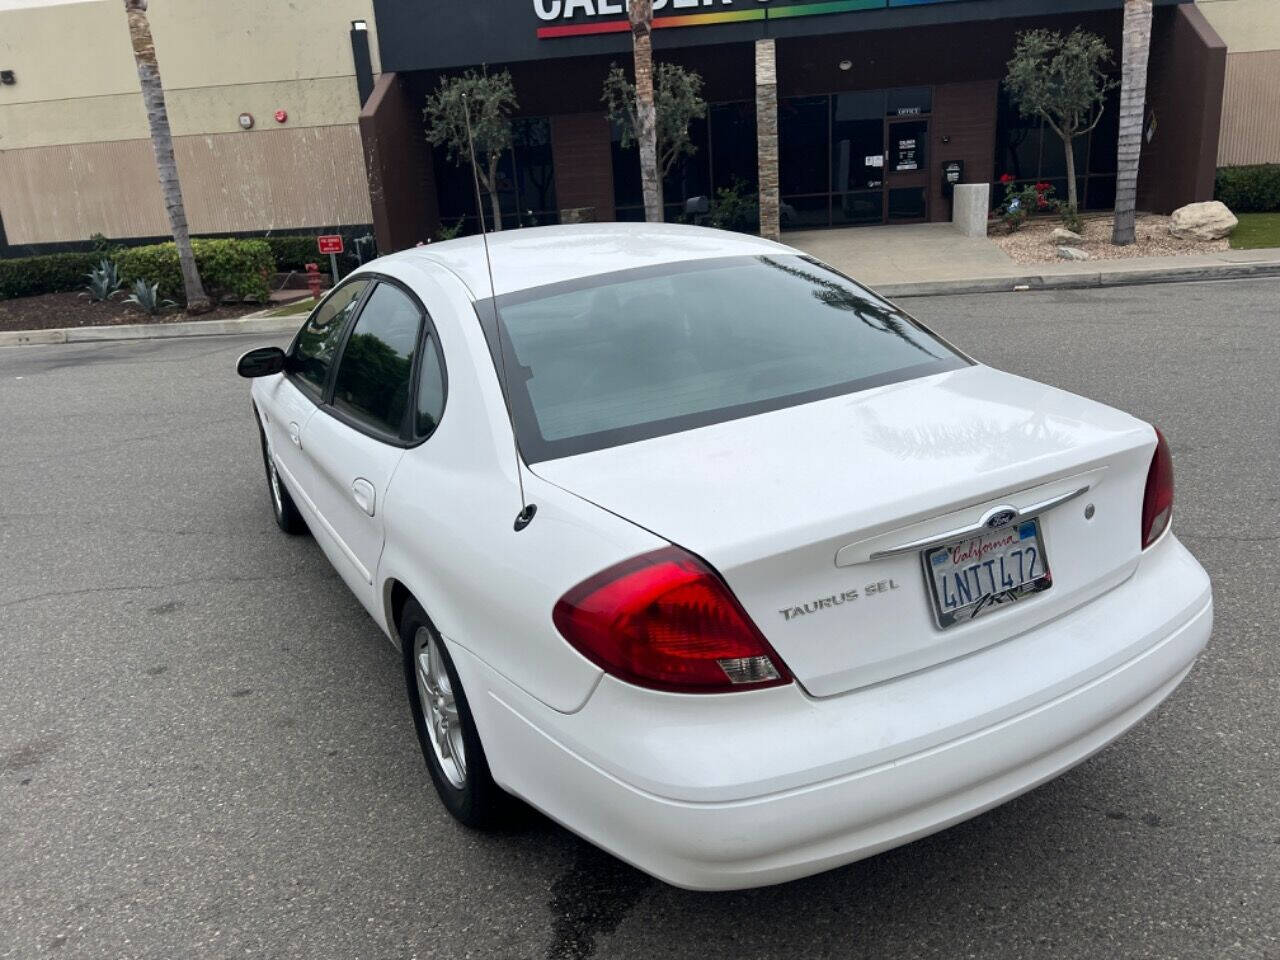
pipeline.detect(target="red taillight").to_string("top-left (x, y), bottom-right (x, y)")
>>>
top-left (552, 547), bottom-right (792, 693)
top-left (1141, 428), bottom-right (1174, 549)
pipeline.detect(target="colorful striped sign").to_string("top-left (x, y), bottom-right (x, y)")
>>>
top-left (535, 0), bottom-right (965, 39)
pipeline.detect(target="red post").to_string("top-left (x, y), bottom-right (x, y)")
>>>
top-left (305, 262), bottom-right (324, 301)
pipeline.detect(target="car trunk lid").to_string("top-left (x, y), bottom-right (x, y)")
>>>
top-left (534, 365), bottom-right (1156, 696)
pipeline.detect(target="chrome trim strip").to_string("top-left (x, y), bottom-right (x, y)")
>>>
top-left (868, 485), bottom-right (1090, 560)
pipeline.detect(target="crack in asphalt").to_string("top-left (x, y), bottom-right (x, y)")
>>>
top-left (0, 572), bottom-right (306, 610)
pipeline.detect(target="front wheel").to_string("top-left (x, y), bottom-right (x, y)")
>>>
top-left (256, 417), bottom-right (306, 534)
top-left (401, 598), bottom-right (508, 827)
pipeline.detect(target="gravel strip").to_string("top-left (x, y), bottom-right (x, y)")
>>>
top-left (992, 214), bottom-right (1228, 264)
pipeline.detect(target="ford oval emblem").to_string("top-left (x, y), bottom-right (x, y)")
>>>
top-left (985, 508), bottom-right (1018, 529)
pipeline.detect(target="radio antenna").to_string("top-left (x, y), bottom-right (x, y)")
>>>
top-left (462, 92), bottom-right (536, 532)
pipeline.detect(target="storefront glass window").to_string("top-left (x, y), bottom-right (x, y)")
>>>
top-left (432, 116), bottom-right (558, 234)
top-left (832, 92), bottom-right (886, 194)
top-left (993, 86), bottom-right (1121, 211)
top-left (780, 96), bottom-right (830, 197)
top-left (709, 102), bottom-right (758, 195)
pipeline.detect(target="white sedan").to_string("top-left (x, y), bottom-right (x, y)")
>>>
top-left (238, 224), bottom-right (1211, 890)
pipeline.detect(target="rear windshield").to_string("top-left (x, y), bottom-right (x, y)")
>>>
top-left (479, 254), bottom-right (967, 462)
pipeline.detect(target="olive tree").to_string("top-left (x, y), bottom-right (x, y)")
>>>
top-left (424, 69), bottom-right (517, 231)
top-left (1004, 28), bottom-right (1117, 212)
top-left (603, 61), bottom-right (707, 213)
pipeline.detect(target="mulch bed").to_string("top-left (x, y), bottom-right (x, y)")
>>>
top-left (0, 291), bottom-right (264, 332)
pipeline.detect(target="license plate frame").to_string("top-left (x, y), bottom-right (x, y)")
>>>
top-left (921, 518), bottom-right (1052, 629)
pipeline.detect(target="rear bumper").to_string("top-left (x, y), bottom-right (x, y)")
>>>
top-left (455, 533), bottom-right (1211, 890)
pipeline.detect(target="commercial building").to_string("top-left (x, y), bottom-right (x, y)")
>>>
top-left (362, 0), bottom-right (1228, 250)
top-left (0, 0), bottom-right (379, 251)
top-left (1197, 0), bottom-right (1280, 166)
top-left (2, 0), bottom-right (1267, 258)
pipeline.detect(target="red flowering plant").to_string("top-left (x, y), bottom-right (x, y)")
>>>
top-left (995, 174), bottom-right (1060, 234)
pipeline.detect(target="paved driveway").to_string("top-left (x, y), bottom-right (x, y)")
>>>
top-left (2, 279), bottom-right (1277, 960)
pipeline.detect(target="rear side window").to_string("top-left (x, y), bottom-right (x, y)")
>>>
top-left (483, 254), bottom-right (967, 461)
top-left (415, 333), bottom-right (446, 438)
top-left (292, 280), bottom-right (368, 397)
top-left (331, 283), bottom-right (422, 437)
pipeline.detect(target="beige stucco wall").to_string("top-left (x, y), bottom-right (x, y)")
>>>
top-left (0, 0), bottom-right (380, 243)
top-left (0, 125), bottom-right (375, 243)
top-left (1197, 0), bottom-right (1280, 165)
top-left (1197, 0), bottom-right (1280, 54)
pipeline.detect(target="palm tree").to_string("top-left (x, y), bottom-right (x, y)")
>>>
top-left (1112, 0), bottom-right (1154, 246)
top-left (124, 0), bottom-right (210, 313)
top-left (629, 0), bottom-right (663, 222)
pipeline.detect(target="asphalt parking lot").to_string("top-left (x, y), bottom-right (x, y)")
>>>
top-left (2, 278), bottom-right (1278, 960)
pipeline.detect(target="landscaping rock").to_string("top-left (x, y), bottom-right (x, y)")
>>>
top-left (1057, 246), bottom-right (1091, 261)
top-left (1051, 227), bottom-right (1084, 243)
top-left (1169, 201), bottom-right (1238, 241)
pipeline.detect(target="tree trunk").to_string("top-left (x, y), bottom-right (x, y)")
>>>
top-left (1063, 131), bottom-right (1079, 211)
top-left (1113, 0), bottom-right (1154, 246)
top-left (124, 0), bottom-right (211, 313)
top-left (755, 39), bottom-right (780, 242)
top-left (486, 156), bottom-right (504, 231)
top-left (630, 0), bottom-right (663, 222)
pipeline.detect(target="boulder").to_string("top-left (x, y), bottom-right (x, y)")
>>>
top-left (1051, 227), bottom-right (1083, 243)
top-left (1057, 246), bottom-right (1090, 261)
top-left (1169, 201), bottom-right (1238, 241)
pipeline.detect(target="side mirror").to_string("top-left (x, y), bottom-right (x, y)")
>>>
top-left (237, 346), bottom-right (287, 378)
top-left (684, 195), bottom-right (710, 216)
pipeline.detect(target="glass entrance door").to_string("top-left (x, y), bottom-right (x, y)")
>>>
top-left (885, 118), bottom-right (929, 222)
top-left (778, 87), bottom-right (933, 230)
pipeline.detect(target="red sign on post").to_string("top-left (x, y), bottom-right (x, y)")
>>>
top-left (317, 235), bottom-right (344, 255)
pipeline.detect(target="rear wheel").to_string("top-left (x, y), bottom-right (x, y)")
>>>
top-left (400, 598), bottom-right (508, 827)
top-left (256, 417), bottom-right (306, 534)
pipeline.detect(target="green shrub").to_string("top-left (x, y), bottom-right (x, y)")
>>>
top-left (710, 180), bottom-right (760, 234)
top-left (118, 238), bottom-right (273, 304)
top-left (1215, 164), bottom-right (1280, 214)
top-left (265, 236), bottom-right (325, 272)
top-left (0, 252), bottom-right (101, 299)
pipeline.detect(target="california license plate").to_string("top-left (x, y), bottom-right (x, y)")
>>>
top-left (923, 519), bottom-right (1052, 629)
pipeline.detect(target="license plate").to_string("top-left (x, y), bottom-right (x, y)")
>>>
top-left (922, 519), bottom-right (1052, 629)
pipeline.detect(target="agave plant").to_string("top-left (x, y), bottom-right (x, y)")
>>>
top-left (123, 279), bottom-right (176, 316)
top-left (82, 259), bottom-right (123, 302)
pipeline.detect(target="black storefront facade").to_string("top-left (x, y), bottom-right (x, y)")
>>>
top-left (360, 0), bottom-right (1225, 253)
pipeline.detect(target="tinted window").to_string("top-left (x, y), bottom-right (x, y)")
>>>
top-left (416, 333), bottom-right (446, 438)
top-left (331, 283), bottom-right (421, 437)
top-left (486, 255), bottom-right (967, 462)
top-left (292, 280), bottom-right (368, 396)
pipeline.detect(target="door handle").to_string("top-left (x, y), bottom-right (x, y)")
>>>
top-left (352, 478), bottom-right (376, 517)
top-left (288, 422), bottom-right (302, 447)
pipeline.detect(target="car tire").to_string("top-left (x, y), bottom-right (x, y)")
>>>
top-left (256, 415), bottom-right (307, 535)
top-left (401, 598), bottom-right (508, 828)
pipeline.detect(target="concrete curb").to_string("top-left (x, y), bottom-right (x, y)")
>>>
top-left (0, 312), bottom-right (303, 348)
top-left (876, 259), bottom-right (1280, 299)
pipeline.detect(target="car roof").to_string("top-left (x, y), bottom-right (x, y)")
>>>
top-left (381, 222), bottom-right (797, 299)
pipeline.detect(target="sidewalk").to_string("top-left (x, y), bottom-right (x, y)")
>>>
top-left (786, 223), bottom-right (1280, 297)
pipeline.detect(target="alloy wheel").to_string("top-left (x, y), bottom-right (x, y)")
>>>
top-left (414, 626), bottom-right (467, 789)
